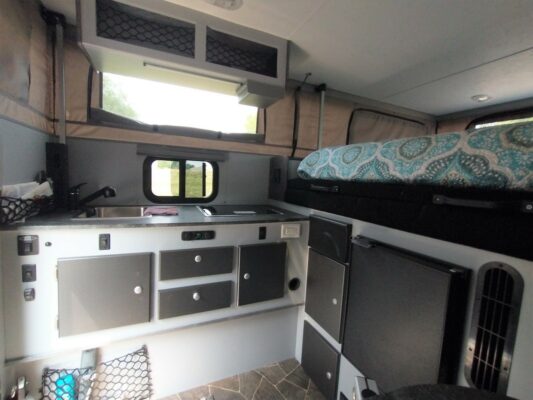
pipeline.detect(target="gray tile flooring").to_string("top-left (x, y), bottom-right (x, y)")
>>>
top-left (161, 359), bottom-right (326, 400)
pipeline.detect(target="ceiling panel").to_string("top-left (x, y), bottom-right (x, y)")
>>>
top-left (39, 0), bottom-right (533, 115)
top-left (384, 49), bottom-right (533, 115)
top-left (164, 0), bottom-right (329, 38)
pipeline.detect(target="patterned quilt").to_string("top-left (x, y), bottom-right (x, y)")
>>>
top-left (297, 122), bottom-right (533, 191)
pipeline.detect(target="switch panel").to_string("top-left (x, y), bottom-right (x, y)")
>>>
top-left (182, 231), bottom-right (215, 241)
top-left (17, 235), bottom-right (39, 255)
top-left (99, 234), bottom-right (111, 250)
top-left (22, 264), bottom-right (36, 282)
top-left (281, 223), bottom-right (301, 238)
top-left (24, 288), bottom-right (35, 301)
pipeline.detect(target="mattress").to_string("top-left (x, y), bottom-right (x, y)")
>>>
top-left (297, 122), bottom-right (533, 191)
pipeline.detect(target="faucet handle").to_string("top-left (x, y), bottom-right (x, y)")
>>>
top-left (69, 183), bottom-right (87, 193)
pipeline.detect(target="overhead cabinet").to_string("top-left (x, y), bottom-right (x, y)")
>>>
top-left (78, 0), bottom-right (288, 107)
top-left (57, 253), bottom-right (152, 337)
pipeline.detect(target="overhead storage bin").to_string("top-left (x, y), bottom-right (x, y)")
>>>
top-left (78, 0), bottom-right (288, 107)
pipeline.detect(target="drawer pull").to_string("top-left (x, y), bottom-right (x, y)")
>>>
top-left (192, 292), bottom-right (201, 301)
top-left (326, 371), bottom-right (332, 380)
top-left (133, 286), bottom-right (143, 295)
top-left (332, 298), bottom-right (338, 305)
top-left (243, 273), bottom-right (251, 280)
top-left (194, 255), bottom-right (202, 263)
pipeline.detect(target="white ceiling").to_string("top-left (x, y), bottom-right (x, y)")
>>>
top-left (42, 0), bottom-right (533, 116)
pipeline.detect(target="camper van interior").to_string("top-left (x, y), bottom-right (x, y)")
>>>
top-left (0, 0), bottom-right (532, 399)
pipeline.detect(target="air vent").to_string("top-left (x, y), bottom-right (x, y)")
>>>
top-left (465, 262), bottom-right (524, 394)
top-left (96, 0), bottom-right (195, 57)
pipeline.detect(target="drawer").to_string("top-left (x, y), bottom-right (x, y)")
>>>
top-left (305, 249), bottom-right (347, 342)
top-left (309, 216), bottom-right (351, 263)
top-left (159, 281), bottom-right (232, 319)
top-left (160, 246), bottom-right (234, 280)
top-left (301, 321), bottom-right (340, 400)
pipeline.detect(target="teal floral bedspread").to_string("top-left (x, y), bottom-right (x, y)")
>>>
top-left (297, 122), bottom-right (533, 191)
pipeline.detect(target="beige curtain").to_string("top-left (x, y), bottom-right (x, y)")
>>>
top-left (0, 0), bottom-right (32, 102)
top-left (348, 109), bottom-right (428, 143)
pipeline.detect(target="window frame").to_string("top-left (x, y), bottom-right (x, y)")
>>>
top-left (142, 156), bottom-right (219, 204)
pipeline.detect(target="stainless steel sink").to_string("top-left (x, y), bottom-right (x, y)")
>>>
top-left (197, 205), bottom-right (284, 217)
top-left (74, 206), bottom-right (150, 219)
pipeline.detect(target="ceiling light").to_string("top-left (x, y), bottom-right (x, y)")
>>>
top-left (471, 94), bottom-right (492, 103)
top-left (204, 0), bottom-right (243, 10)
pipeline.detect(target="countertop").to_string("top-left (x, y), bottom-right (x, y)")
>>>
top-left (0, 205), bottom-right (307, 231)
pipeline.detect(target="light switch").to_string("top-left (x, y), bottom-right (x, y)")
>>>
top-left (22, 264), bottom-right (36, 282)
top-left (281, 223), bottom-right (301, 238)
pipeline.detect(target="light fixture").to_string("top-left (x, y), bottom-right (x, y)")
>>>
top-left (471, 94), bottom-right (492, 103)
top-left (204, 0), bottom-right (243, 10)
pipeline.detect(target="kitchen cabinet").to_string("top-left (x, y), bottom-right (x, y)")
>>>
top-left (160, 246), bottom-right (234, 280)
top-left (305, 249), bottom-right (347, 342)
top-left (301, 321), bottom-right (340, 400)
top-left (57, 253), bottom-right (152, 337)
top-left (308, 216), bottom-right (351, 263)
top-left (159, 281), bottom-right (233, 319)
top-left (238, 242), bottom-right (286, 306)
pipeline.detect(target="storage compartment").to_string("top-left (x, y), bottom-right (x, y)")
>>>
top-left (301, 321), bottom-right (340, 400)
top-left (343, 238), bottom-right (470, 392)
top-left (238, 242), bottom-right (286, 306)
top-left (58, 253), bottom-right (152, 337)
top-left (96, 0), bottom-right (195, 57)
top-left (160, 246), bottom-right (234, 280)
top-left (305, 249), bottom-right (347, 342)
top-left (309, 216), bottom-right (351, 263)
top-left (159, 281), bottom-right (232, 319)
top-left (206, 27), bottom-right (278, 77)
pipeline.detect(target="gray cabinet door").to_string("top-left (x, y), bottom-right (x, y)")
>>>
top-left (58, 253), bottom-right (152, 337)
top-left (305, 249), bottom-right (347, 342)
top-left (309, 216), bottom-right (351, 263)
top-left (159, 281), bottom-right (233, 319)
top-left (160, 246), bottom-right (234, 280)
top-left (301, 321), bottom-right (340, 400)
top-left (238, 242), bottom-right (286, 306)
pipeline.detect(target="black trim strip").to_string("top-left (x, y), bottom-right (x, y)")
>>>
top-left (290, 88), bottom-right (300, 158)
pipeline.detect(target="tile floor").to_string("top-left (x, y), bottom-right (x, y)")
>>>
top-left (161, 359), bottom-right (326, 400)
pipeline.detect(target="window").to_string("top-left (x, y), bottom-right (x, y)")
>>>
top-left (143, 157), bottom-right (218, 203)
top-left (467, 108), bottom-right (533, 130)
top-left (102, 73), bottom-right (258, 133)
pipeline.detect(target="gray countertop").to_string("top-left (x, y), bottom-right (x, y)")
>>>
top-left (0, 205), bottom-right (307, 231)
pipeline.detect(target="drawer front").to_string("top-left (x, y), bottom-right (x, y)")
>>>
top-left (305, 249), bottom-right (346, 342)
top-left (160, 246), bottom-right (234, 280)
top-left (301, 321), bottom-right (340, 400)
top-left (58, 253), bottom-right (152, 337)
top-left (309, 216), bottom-right (351, 263)
top-left (159, 281), bottom-right (232, 319)
top-left (238, 242), bottom-right (287, 306)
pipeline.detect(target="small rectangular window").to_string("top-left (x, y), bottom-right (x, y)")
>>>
top-left (143, 157), bottom-right (218, 203)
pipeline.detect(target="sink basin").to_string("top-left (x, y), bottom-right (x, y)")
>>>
top-left (74, 206), bottom-right (150, 219)
top-left (197, 205), bottom-right (284, 217)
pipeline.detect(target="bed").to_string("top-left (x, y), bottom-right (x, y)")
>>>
top-left (287, 122), bottom-right (533, 260)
